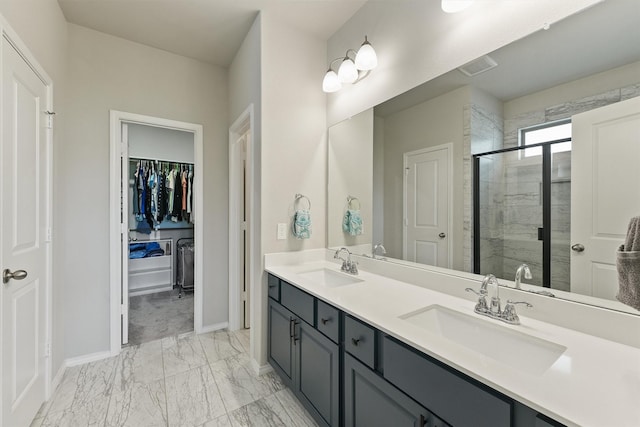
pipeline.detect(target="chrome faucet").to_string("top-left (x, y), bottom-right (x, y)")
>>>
top-left (334, 247), bottom-right (358, 275)
top-left (482, 274), bottom-right (502, 315)
top-left (514, 264), bottom-right (532, 290)
top-left (466, 274), bottom-right (532, 325)
top-left (372, 243), bottom-right (387, 260)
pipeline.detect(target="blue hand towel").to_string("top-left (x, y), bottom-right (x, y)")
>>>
top-left (293, 209), bottom-right (312, 239)
top-left (343, 209), bottom-right (363, 236)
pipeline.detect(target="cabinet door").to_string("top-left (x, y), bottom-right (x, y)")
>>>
top-left (294, 320), bottom-right (340, 427)
top-left (345, 354), bottom-right (429, 427)
top-left (268, 299), bottom-right (294, 384)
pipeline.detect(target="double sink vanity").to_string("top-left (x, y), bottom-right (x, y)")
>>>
top-left (265, 250), bottom-right (640, 427)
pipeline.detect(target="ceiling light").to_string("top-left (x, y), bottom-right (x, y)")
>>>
top-left (441, 0), bottom-right (473, 13)
top-left (323, 36), bottom-right (377, 93)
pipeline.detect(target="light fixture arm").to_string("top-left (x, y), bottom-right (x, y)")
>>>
top-left (326, 50), bottom-right (371, 85)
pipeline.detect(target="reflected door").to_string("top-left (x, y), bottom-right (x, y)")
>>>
top-left (1, 37), bottom-right (49, 427)
top-left (403, 145), bottom-right (450, 267)
top-left (571, 97), bottom-right (640, 299)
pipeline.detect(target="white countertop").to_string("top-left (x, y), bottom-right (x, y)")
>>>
top-left (265, 258), bottom-right (640, 427)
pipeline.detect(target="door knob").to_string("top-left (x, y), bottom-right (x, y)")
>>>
top-left (3, 269), bottom-right (28, 284)
top-left (571, 243), bottom-right (585, 252)
top-left (438, 233), bottom-right (446, 239)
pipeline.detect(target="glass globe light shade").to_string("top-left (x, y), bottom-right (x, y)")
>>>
top-left (338, 58), bottom-right (358, 84)
top-left (441, 0), bottom-right (473, 13)
top-left (322, 70), bottom-right (342, 93)
top-left (355, 38), bottom-right (378, 70)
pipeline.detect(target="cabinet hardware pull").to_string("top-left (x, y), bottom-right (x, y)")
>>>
top-left (419, 414), bottom-right (427, 426)
top-left (293, 320), bottom-right (300, 345)
top-left (351, 338), bottom-right (360, 346)
top-left (289, 317), bottom-right (294, 339)
top-left (320, 317), bottom-right (330, 325)
top-left (268, 284), bottom-right (276, 288)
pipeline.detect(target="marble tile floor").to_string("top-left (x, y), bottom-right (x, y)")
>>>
top-left (128, 288), bottom-right (194, 346)
top-left (30, 329), bottom-right (318, 427)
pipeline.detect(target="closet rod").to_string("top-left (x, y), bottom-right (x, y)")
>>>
top-left (129, 156), bottom-right (194, 165)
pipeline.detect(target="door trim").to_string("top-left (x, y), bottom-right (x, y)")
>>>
top-left (402, 143), bottom-right (453, 268)
top-left (229, 105), bottom-right (254, 332)
top-left (0, 14), bottom-right (54, 412)
top-left (109, 110), bottom-right (204, 355)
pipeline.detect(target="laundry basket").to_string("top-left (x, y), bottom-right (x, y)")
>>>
top-left (176, 238), bottom-right (194, 298)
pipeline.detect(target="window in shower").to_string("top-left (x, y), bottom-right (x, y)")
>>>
top-left (473, 122), bottom-right (571, 290)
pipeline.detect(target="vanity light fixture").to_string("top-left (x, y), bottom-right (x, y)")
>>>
top-left (323, 36), bottom-right (378, 93)
top-left (441, 0), bottom-right (474, 13)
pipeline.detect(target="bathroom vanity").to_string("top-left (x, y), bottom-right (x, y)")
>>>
top-left (265, 252), bottom-right (640, 427)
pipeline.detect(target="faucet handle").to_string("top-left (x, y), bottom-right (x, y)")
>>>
top-left (501, 300), bottom-right (533, 325)
top-left (349, 261), bottom-right (359, 274)
top-left (465, 288), bottom-right (489, 313)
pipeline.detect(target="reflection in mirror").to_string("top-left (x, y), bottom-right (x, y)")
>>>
top-left (327, 109), bottom-right (373, 254)
top-left (326, 0), bottom-right (640, 314)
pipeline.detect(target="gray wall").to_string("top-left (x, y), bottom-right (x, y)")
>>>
top-left (61, 23), bottom-right (229, 358)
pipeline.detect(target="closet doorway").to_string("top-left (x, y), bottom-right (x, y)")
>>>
top-left (110, 111), bottom-right (204, 352)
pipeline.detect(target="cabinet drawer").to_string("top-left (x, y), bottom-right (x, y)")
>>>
top-left (280, 281), bottom-right (314, 325)
top-left (383, 336), bottom-right (512, 427)
top-left (129, 255), bottom-right (171, 273)
top-left (344, 315), bottom-right (375, 369)
top-left (268, 274), bottom-right (280, 301)
top-left (316, 300), bottom-right (339, 343)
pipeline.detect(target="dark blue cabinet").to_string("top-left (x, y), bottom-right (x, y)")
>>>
top-left (344, 353), bottom-right (432, 427)
top-left (267, 274), bottom-right (564, 427)
top-left (267, 299), bottom-right (293, 384)
top-left (267, 276), bottom-right (339, 427)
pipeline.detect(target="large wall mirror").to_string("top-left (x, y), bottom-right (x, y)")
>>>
top-left (327, 0), bottom-right (640, 314)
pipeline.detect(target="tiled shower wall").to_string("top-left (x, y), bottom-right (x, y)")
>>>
top-left (463, 83), bottom-right (640, 289)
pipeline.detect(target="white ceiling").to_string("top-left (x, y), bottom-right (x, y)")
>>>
top-left (57, 0), bottom-right (368, 67)
top-left (376, 0), bottom-right (640, 116)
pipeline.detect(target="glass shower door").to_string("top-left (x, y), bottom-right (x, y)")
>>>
top-left (475, 149), bottom-right (544, 286)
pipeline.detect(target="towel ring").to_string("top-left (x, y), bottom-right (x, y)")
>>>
top-left (347, 196), bottom-right (360, 210)
top-left (295, 193), bottom-right (311, 210)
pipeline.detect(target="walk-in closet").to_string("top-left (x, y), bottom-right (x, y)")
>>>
top-left (125, 123), bottom-right (196, 346)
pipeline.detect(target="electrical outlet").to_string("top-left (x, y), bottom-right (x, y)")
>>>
top-left (277, 223), bottom-right (287, 240)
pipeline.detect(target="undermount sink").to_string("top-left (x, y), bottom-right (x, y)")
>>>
top-left (399, 305), bottom-right (567, 375)
top-left (297, 268), bottom-right (363, 288)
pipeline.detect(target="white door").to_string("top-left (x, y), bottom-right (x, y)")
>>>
top-left (240, 132), bottom-right (250, 329)
top-left (1, 37), bottom-right (49, 427)
top-left (403, 145), bottom-right (451, 267)
top-left (120, 123), bottom-right (129, 345)
top-left (571, 97), bottom-right (640, 299)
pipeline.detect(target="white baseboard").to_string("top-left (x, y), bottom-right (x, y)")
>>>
top-left (65, 350), bottom-right (113, 368)
top-left (199, 321), bottom-right (229, 334)
top-left (253, 359), bottom-right (273, 376)
top-left (50, 363), bottom-right (66, 396)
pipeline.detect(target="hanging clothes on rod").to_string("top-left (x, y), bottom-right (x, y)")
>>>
top-left (129, 157), bottom-right (195, 230)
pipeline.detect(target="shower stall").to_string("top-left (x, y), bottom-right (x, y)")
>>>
top-left (473, 137), bottom-right (572, 291)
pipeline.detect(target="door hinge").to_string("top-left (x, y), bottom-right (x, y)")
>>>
top-left (121, 223), bottom-right (127, 234)
top-left (46, 227), bottom-right (53, 242)
top-left (44, 111), bottom-right (55, 129)
top-left (44, 342), bottom-right (51, 357)
top-left (405, 166), bottom-right (410, 175)
top-left (404, 218), bottom-right (408, 226)
top-left (121, 304), bottom-right (126, 315)
top-left (120, 141), bottom-right (127, 156)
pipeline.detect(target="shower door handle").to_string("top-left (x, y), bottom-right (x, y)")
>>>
top-left (571, 243), bottom-right (585, 252)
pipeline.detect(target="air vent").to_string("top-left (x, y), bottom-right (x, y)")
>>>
top-left (457, 55), bottom-right (498, 77)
